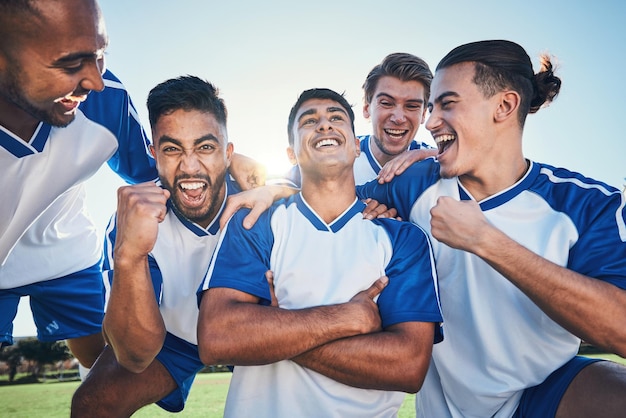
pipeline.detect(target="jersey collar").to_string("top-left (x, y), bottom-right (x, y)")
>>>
top-left (458, 160), bottom-right (540, 210)
top-left (0, 122), bottom-right (51, 157)
top-left (294, 192), bottom-right (365, 233)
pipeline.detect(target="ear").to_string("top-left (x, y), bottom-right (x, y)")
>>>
top-left (149, 144), bottom-right (156, 159)
top-left (495, 91), bottom-right (520, 123)
top-left (225, 142), bottom-right (234, 167)
top-left (286, 146), bottom-right (297, 165)
top-left (363, 100), bottom-right (371, 119)
top-left (354, 136), bottom-right (361, 157)
top-left (420, 106), bottom-right (427, 125)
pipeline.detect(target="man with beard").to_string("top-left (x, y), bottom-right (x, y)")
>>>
top-left (0, 0), bottom-right (262, 377)
top-left (0, 0), bottom-right (156, 372)
top-left (71, 76), bottom-right (241, 416)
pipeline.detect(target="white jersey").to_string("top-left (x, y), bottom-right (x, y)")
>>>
top-left (202, 194), bottom-right (443, 418)
top-left (282, 135), bottom-right (433, 188)
top-left (104, 178), bottom-right (240, 344)
top-left (358, 159), bottom-right (626, 418)
top-left (0, 70), bottom-right (156, 289)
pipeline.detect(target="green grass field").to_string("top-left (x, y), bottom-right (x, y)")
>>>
top-left (1, 354), bottom-right (624, 417)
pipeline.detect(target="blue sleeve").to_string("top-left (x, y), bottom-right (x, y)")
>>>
top-left (201, 207), bottom-right (275, 304)
top-left (375, 219), bottom-right (443, 343)
top-left (566, 186), bottom-right (626, 290)
top-left (357, 158), bottom-right (440, 220)
top-left (80, 70), bottom-right (157, 184)
top-left (409, 140), bottom-right (435, 150)
top-left (103, 212), bottom-right (163, 303)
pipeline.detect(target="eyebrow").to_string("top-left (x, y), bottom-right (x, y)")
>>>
top-left (157, 134), bottom-right (219, 146)
top-left (375, 92), bottom-right (425, 104)
top-left (52, 40), bottom-right (108, 65)
top-left (428, 91), bottom-right (460, 108)
top-left (297, 106), bottom-right (348, 123)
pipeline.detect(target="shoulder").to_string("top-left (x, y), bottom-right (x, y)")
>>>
top-left (532, 162), bottom-right (623, 211)
top-left (371, 217), bottom-right (429, 242)
top-left (80, 69), bottom-right (132, 122)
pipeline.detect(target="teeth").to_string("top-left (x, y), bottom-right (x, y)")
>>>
top-left (435, 134), bottom-right (455, 144)
top-left (180, 182), bottom-right (204, 190)
top-left (385, 129), bottom-right (406, 136)
top-left (315, 139), bottom-right (338, 148)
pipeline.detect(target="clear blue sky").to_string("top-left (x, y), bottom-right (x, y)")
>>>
top-left (14, 0), bottom-right (626, 336)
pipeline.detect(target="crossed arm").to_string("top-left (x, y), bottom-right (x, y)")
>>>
top-left (292, 321), bottom-right (434, 393)
top-left (197, 278), bottom-right (386, 366)
top-left (198, 275), bottom-right (435, 393)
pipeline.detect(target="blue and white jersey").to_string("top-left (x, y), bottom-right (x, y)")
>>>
top-left (104, 176), bottom-right (240, 345)
top-left (358, 159), bottom-right (626, 418)
top-left (353, 135), bottom-right (432, 186)
top-left (0, 70), bottom-right (156, 289)
top-left (201, 193), bottom-right (442, 418)
top-left (282, 135), bottom-right (433, 188)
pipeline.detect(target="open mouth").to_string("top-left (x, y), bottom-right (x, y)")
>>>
top-left (315, 138), bottom-right (339, 148)
top-left (178, 181), bottom-right (207, 205)
top-left (384, 128), bottom-right (408, 140)
top-left (55, 95), bottom-right (87, 114)
top-left (435, 134), bottom-right (456, 155)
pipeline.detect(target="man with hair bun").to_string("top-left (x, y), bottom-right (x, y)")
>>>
top-left (358, 39), bottom-right (626, 417)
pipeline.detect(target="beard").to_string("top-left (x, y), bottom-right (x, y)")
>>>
top-left (372, 134), bottom-right (405, 157)
top-left (0, 65), bottom-right (75, 128)
top-left (162, 170), bottom-right (228, 227)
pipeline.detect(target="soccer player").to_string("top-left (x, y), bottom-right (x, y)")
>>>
top-left (358, 40), bottom-right (626, 417)
top-left (0, 0), bottom-right (156, 369)
top-left (0, 0), bottom-right (263, 375)
top-left (71, 76), bottom-right (240, 416)
top-left (197, 88), bottom-right (442, 417)
top-left (283, 53), bottom-right (437, 188)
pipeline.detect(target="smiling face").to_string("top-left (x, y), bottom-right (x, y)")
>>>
top-left (363, 76), bottom-right (427, 165)
top-left (0, 0), bottom-right (108, 136)
top-left (426, 62), bottom-right (500, 180)
top-left (289, 98), bottom-right (359, 179)
top-left (151, 108), bottom-right (232, 228)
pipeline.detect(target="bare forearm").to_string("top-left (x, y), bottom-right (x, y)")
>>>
top-left (293, 323), bottom-right (433, 393)
top-left (103, 255), bottom-right (166, 372)
top-left (476, 227), bottom-right (626, 356)
top-left (198, 290), bottom-right (378, 366)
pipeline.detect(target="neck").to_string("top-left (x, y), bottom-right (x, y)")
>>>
top-left (369, 136), bottom-right (395, 167)
top-left (459, 157), bottom-right (530, 201)
top-left (301, 173), bottom-right (357, 224)
top-left (0, 95), bottom-right (40, 142)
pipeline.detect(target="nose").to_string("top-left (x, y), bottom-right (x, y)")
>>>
top-left (79, 56), bottom-right (106, 92)
top-left (179, 151), bottom-right (201, 173)
top-left (316, 116), bottom-right (333, 132)
top-left (390, 106), bottom-right (406, 124)
top-left (425, 109), bottom-right (440, 133)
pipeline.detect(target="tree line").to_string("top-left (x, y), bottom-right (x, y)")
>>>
top-left (0, 338), bottom-right (72, 383)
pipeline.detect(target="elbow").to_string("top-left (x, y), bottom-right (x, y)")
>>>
top-left (110, 344), bottom-right (159, 373)
top-left (197, 327), bottom-right (229, 366)
top-left (397, 371), bottom-right (426, 394)
top-left (604, 340), bottom-right (626, 359)
top-left (117, 355), bottom-right (152, 374)
top-left (107, 332), bottom-right (166, 374)
top-left (198, 340), bottom-right (228, 366)
top-left (198, 344), bottom-right (216, 366)
top-left (393, 356), bottom-right (430, 394)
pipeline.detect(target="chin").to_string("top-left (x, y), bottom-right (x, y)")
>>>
top-left (47, 113), bottom-right (76, 128)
